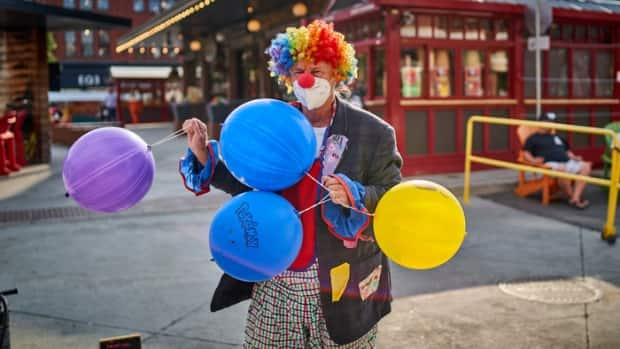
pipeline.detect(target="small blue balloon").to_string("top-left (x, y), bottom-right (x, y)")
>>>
top-left (220, 98), bottom-right (316, 191)
top-left (209, 191), bottom-right (303, 282)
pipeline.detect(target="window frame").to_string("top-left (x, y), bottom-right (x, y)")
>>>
top-left (81, 29), bottom-right (94, 57)
top-left (526, 21), bottom-right (616, 99)
top-left (64, 31), bottom-right (76, 57)
top-left (397, 13), bottom-right (514, 100)
top-left (97, 0), bottom-right (109, 11)
top-left (398, 40), bottom-right (513, 99)
top-left (97, 29), bottom-right (110, 57)
top-left (133, 0), bottom-right (145, 12)
top-left (148, 0), bottom-right (160, 13)
top-left (79, 0), bottom-right (93, 10)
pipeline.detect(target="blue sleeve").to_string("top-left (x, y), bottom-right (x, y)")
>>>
top-left (320, 173), bottom-right (371, 246)
top-left (178, 140), bottom-right (219, 196)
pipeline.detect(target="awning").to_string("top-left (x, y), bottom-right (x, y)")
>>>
top-left (110, 66), bottom-right (180, 79)
top-left (0, 0), bottom-right (131, 30)
top-left (48, 90), bottom-right (107, 103)
top-left (116, 0), bottom-right (330, 53)
top-left (116, 0), bottom-right (220, 53)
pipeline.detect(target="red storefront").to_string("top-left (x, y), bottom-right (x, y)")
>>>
top-left (115, 0), bottom-right (620, 176)
top-left (327, 0), bottom-right (620, 175)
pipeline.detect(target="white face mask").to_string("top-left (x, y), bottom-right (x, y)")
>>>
top-left (293, 77), bottom-right (333, 110)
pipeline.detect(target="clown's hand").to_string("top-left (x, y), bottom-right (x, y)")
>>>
top-left (183, 118), bottom-right (209, 166)
top-left (323, 175), bottom-right (351, 207)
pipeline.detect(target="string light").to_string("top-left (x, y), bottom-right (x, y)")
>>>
top-left (292, 2), bottom-right (307, 17)
top-left (190, 40), bottom-right (202, 51)
top-left (116, 0), bottom-right (217, 53)
top-left (247, 18), bottom-right (261, 32)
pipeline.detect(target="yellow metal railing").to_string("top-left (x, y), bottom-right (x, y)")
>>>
top-left (463, 116), bottom-right (618, 243)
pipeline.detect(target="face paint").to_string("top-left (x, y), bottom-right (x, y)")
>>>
top-left (293, 77), bottom-right (333, 110)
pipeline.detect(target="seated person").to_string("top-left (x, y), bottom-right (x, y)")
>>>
top-left (522, 113), bottom-right (591, 209)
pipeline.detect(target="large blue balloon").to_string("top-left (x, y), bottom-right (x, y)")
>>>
top-left (220, 98), bottom-right (316, 191)
top-left (209, 191), bottom-right (303, 282)
top-left (63, 127), bottom-right (155, 213)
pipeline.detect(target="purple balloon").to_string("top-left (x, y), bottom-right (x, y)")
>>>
top-left (63, 127), bottom-right (155, 213)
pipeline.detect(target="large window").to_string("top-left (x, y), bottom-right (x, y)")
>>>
top-left (524, 49), bottom-right (535, 98)
top-left (64, 31), bottom-right (76, 57)
top-left (368, 13), bottom-right (515, 101)
top-left (524, 23), bottom-right (615, 98)
top-left (430, 49), bottom-right (454, 97)
top-left (133, 0), bottom-right (144, 12)
top-left (572, 49), bottom-right (590, 97)
top-left (98, 30), bottom-right (109, 57)
top-left (596, 51), bottom-right (614, 97)
top-left (80, 0), bottom-right (93, 9)
top-left (395, 13), bottom-right (511, 99)
top-left (373, 48), bottom-right (385, 97)
top-left (548, 48), bottom-right (567, 97)
top-left (401, 48), bottom-right (424, 98)
top-left (161, 0), bottom-right (175, 11)
top-left (463, 50), bottom-right (484, 96)
top-left (97, 0), bottom-right (109, 10)
top-left (63, 0), bottom-right (75, 8)
top-left (81, 29), bottom-right (93, 57)
top-left (149, 0), bottom-right (160, 13)
top-left (488, 50), bottom-right (509, 97)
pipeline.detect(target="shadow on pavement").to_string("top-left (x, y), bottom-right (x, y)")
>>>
top-left (480, 184), bottom-right (618, 236)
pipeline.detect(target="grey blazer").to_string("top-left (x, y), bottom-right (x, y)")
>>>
top-left (209, 97), bottom-right (402, 345)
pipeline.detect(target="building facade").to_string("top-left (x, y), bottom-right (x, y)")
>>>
top-left (36, 0), bottom-right (184, 123)
top-left (0, 1), bottom-right (129, 165)
top-left (115, 0), bottom-right (620, 175)
top-left (46, 0), bottom-right (179, 76)
top-left (335, 0), bottom-right (620, 175)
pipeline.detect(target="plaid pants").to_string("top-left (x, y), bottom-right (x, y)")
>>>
top-left (244, 260), bottom-right (377, 349)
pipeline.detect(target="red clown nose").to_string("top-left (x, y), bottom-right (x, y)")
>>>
top-left (297, 73), bottom-right (315, 89)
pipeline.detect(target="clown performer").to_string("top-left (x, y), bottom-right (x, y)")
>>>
top-left (179, 20), bottom-right (402, 348)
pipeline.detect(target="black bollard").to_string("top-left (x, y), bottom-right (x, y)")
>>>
top-left (0, 289), bottom-right (17, 349)
top-left (0, 295), bottom-right (10, 349)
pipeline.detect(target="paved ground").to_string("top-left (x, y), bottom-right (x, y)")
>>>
top-left (1, 123), bottom-right (619, 348)
top-left (483, 184), bottom-right (617, 234)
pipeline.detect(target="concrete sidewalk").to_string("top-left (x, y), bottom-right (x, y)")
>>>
top-left (378, 196), bottom-right (620, 349)
top-left (1, 124), bottom-right (618, 349)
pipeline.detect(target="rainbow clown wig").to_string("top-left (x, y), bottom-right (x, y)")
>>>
top-left (266, 20), bottom-right (357, 91)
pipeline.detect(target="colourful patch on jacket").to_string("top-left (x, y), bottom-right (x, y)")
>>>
top-left (358, 265), bottom-right (382, 301)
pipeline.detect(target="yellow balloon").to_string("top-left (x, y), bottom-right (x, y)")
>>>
top-left (373, 180), bottom-right (466, 270)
